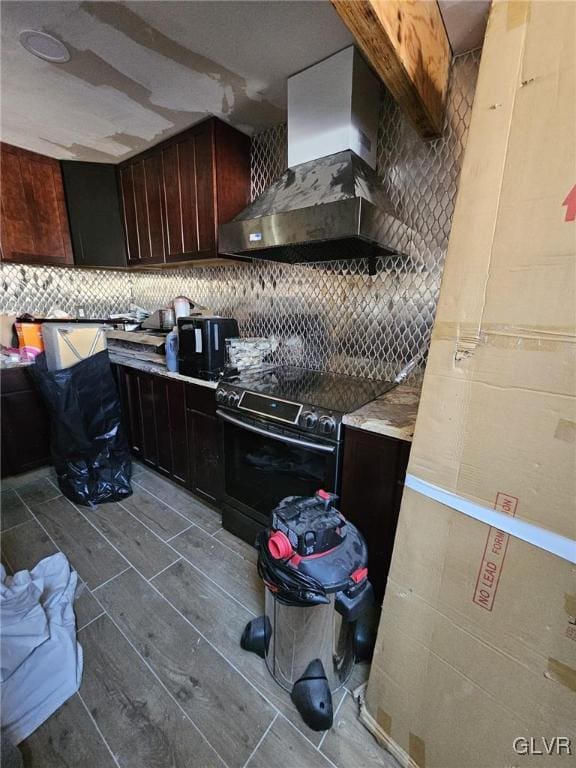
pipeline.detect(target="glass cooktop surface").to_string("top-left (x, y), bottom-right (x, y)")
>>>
top-left (225, 365), bottom-right (395, 414)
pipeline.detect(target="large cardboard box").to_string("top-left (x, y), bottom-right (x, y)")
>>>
top-left (364, 2), bottom-right (576, 766)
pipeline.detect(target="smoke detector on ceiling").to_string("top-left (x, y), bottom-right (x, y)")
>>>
top-left (19, 30), bottom-right (70, 63)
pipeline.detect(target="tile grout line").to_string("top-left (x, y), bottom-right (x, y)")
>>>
top-left (317, 690), bottom-right (348, 751)
top-left (1, 517), bottom-right (35, 536)
top-left (130, 588), bottom-right (322, 757)
top-left (147, 556), bottom-right (182, 582)
top-left (1, 549), bottom-right (15, 574)
top-left (18, 473), bottom-right (62, 504)
top-left (160, 545), bottom-right (259, 617)
top-left (66, 499), bottom-right (164, 586)
top-left (112, 486), bottom-right (259, 613)
top-left (12, 489), bottom-right (137, 596)
top-left (66, 478), bottom-right (333, 751)
top-left (343, 666), bottom-right (370, 696)
top-left (113, 497), bottom-right (190, 545)
top-left (76, 691), bottom-right (122, 768)
top-left (128, 473), bottom-right (252, 565)
top-left (241, 712), bottom-right (278, 768)
top-left (210, 528), bottom-right (258, 564)
top-left (76, 610), bottom-right (106, 633)
top-left (142, 575), bottom-right (283, 716)
top-left (277, 712), bottom-right (340, 768)
top-left (91, 565), bottom-right (133, 593)
top-left (17, 503), bottom-right (338, 754)
top-left (13, 488), bottom-right (64, 558)
top-left (14, 474), bottom-right (206, 596)
top-left (131, 478), bottom-right (221, 535)
top-left (84, 611), bottom-right (232, 768)
top-left (143, 570), bottom-right (330, 753)
top-left (0, 469), bottom-right (52, 491)
top-left (165, 523), bottom-right (195, 542)
top-left (10, 470), bottom-right (339, 751)
top-left (115, 496), bottom-right (260, 617)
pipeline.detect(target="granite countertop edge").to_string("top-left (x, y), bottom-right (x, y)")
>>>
top-left (108, 353), bottom-right (218, 390)
top-left (342, 380), bottom-right (421, 442)
top-left (2, 353), bottom-right (218, 390)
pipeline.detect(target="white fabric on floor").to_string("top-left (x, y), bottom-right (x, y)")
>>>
top-left (0, 553), bottom-right (83, 743)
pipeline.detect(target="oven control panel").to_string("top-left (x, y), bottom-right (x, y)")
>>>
top-left (216, 385), bottom-right (341, 438)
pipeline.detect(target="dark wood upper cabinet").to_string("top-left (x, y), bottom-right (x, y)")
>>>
top-left (119, 156), bottom-right (166, 266)
top-left (0, 143), bottom-right (73, 266)
top-left (118, 117), bottom-right (250, 266)
top-left (61, 161), bottom-right (127, 268)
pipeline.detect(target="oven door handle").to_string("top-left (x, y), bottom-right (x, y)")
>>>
top-left (217, 410), bottom-right (336, 454)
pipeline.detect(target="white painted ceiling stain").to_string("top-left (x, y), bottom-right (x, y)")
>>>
top-left (0, 0), bottom-right (353, 161)
top-left (0, 1), bottom-right (488, 163)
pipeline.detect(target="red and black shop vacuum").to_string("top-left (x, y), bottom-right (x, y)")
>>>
top-left (241, 490), bottom-right (374, 731)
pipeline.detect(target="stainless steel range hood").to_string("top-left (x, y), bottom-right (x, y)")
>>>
top-left (219, 47), bottom-right (417, 264)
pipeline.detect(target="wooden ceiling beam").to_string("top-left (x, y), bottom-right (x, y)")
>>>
top-left (330, 0), bottom-right (452, 138)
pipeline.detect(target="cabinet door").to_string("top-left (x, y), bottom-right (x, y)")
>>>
top-left (0, 143), bottom-right (73, 265)
top-left (143, 153), bottom-right (165, 262)
top-left (187, 409), bottom-right (220, 501)
top-left (161, 123), bottom-right (216, 263)
top-left (152, 377), bottom-right (172, 477)
top-left (340, 427), bottom-right (410, 604)
top-left (167, 381), bottom-right (189, 486)
top-left (116, 367), bottom-right (190, 485)
top-left (194, 124), bottom-right (217, 254)
top-left (1, 368), bottom-right (51, 477)
top-left (139, 374), bottom-right (158, 466)
top-left (151, 377), bottom-right (188, 483)
top-left (119, 155), bottom-right (165, 266)
top-left (61, 161), bottom-right (127, 267)
top-left (119, 165), bottom-right (140, 265)
top-left (117, 366), bottom-right (144, 457)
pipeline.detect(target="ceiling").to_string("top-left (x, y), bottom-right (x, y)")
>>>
top-left (0, 1), bottom-right (489, 163)
top-left (438, 0), bottom-right (490, 54)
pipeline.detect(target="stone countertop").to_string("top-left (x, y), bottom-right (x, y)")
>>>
top-left (1, 354), bottom-right (218, 392)
top-left (108, 352), bottom-right (218, 390)
top-left (342, 380), bottom-right (421, 442)
top-left (0, 359), bottom-right (32, 370)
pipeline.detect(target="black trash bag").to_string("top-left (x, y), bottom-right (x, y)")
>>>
top-left (29, 350), bottom-right (132, 506)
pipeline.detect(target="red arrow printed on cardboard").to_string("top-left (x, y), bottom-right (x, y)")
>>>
top-left (562, 184), bottom-right (576, 222)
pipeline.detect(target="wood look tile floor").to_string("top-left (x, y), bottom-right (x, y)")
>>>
top-left (1, 464), bottom-right (399, 768)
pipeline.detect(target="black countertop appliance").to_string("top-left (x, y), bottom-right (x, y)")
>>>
top-left (177, 316), bottom-right (239, 381)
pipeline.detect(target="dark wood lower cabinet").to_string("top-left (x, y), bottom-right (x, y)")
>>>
top-left (1, 367), bottom-right (51, 477)
top-left (121, 367), bottom-right (144, 458)
top-left (186, 409), bottom-right (220, 502)
top-left (168, 383), bottom-right (189, 486)
top-left (114, 365), bottom-right (220, 499)
top-left (139, 374), bottom-right (159, 469)
top-left (340, 426), bottom-right (411, 605)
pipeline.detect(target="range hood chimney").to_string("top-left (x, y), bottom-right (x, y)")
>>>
top-left (218, 46), bottom-right (417, 264)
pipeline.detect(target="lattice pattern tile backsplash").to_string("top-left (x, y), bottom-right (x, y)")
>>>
top-left (1, 51), bottom-right (480, 381)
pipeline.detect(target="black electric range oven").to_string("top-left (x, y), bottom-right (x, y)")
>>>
top-left (216, 366), bottom-right (395, 545)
